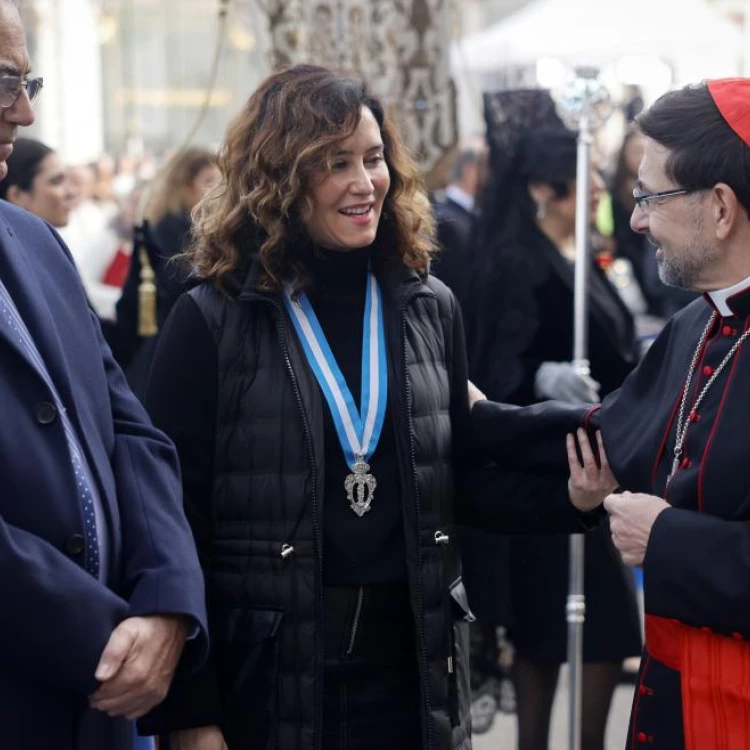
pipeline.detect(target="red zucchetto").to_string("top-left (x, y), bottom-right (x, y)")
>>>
top-left (707, 78), bottom-right (750, 148)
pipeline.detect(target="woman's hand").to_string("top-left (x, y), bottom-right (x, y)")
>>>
top-left (170, 726), bottom-right (228, 750)
top-left (566, 429), bottom-right (617, 512)
top-left (468, 380), bottom-right (487, 410)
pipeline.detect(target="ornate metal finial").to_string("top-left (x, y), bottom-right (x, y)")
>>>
top-left (557, 66), bottom-right (614, 132)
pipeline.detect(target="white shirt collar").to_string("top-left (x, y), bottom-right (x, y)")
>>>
top-left (444, 184), bottom-right (475, 213)
top-left (707, 274), bottom-right (750, 316)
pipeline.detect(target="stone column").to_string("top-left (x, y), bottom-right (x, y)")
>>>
top-left (28, 0), bottom-right (105, 162)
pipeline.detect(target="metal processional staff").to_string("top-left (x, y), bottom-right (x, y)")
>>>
top-left (556, 68), bottom-right (613, 750)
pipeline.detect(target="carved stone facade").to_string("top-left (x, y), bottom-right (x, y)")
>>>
top-left (262, 0), bottom-right (458, 175)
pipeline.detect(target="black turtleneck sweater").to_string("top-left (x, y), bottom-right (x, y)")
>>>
top-left (144, 247), bottom-right (406, 586)
top-left (306, 247), bottom-right (406, 585)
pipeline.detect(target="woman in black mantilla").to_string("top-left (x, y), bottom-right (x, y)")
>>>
top-left (461, 90), bottom-right (643, 750)
top-left (137, 68), bottom-right (615, 750)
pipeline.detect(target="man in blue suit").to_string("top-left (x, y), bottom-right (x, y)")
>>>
top-left (0, 2), bottom-right (207, 748)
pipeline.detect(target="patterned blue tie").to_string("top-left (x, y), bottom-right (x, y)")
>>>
top-left (0, 280), bottom-right (101, 578)
top-left (67, 430), bottom-right (101, 578)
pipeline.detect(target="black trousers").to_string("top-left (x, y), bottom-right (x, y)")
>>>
top-left (322, 582), bottom-right (422, 750)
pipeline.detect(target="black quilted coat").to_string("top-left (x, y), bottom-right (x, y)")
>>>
top-left (143, 256), bottom-right (588, 750)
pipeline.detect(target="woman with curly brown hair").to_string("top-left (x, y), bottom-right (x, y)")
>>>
top-left (139, 65), bottom-right (613, 750)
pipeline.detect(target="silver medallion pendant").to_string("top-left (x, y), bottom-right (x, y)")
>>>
top-left (345, 458), bottom-right (377, 517)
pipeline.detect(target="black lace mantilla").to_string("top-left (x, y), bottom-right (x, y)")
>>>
top-left (483, 89), bottom-right (565, 188)
top-left (463, 89), bottom-right (569, 400)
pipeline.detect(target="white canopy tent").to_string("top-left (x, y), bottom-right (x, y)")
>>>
top-left (452, 0), bottom-right (743, 138)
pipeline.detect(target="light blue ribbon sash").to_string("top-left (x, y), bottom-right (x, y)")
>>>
top-left (283, 271), bottom-right (387, 474)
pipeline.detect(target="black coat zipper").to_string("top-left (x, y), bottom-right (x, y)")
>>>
top-left (346, 586), bottom-right (365, 656)
top-left (399, 289), bottom-right (436, 750)
top-left (265, 299), bottom-right (325, 750)
top-left (243, 281), bottom-right (439, 748)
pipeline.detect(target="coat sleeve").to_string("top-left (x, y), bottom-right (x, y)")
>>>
top-left (138, 294), bottom-right (224, 734)
top-left (445, 288), bottom-right (598, 533)
top-left (470, 398), bottom-right (592, 474)
top-left (644, 508), bottom-right (750, 637)
top-left (0, 515), bottom-right (130, 695)
top-left (0, 222), bottom-right (206, 698)
top-left (94, 303), bottom-right (209, 663)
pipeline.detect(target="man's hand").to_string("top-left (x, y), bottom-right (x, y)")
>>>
top-left (567, 429), bottom-right (617, 512)
top-left (170, 726), bottom-right (228, 750)
top-left (89, 615), bottom-right (189, 720)
top-left (468, 379), bottom-right (487, 410)
top-left (605, 492), bottom-right (670, 566)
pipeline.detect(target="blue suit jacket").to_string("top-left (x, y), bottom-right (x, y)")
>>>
top-left (0, 201), bottom-right (207, 749)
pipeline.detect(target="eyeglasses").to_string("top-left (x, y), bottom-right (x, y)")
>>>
top-left (632, 186), bottom-right (698, 211)
top-left (0, 75), bottom-right (44, 108)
